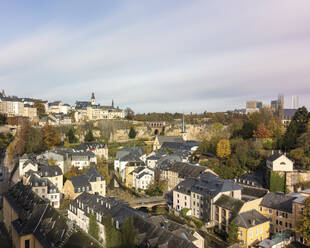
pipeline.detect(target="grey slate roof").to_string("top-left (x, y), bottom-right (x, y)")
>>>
top-left (4, 182), bottom-right (101, 248)
top-left (157, 136), bottom-right (184, 145)
top-left (84, 167), bottom-right (104, 182)
top-left (68, 175), bottom-right (91, 193)
top-left (174, 178), bottom-right (197, 195)
top-left (169, 162), bottom-right (206, 179)
top-left (38, 165), bottom-right (62, 177)
top-left (266, 153), bottom-right (284, 162)
top-left (233, 209), bottom-right (269, 229)
top-left (191, 172), bottom-right (243, 198)
top-left (260, 192), bottom-right (296, 213)
top-left (214, 195), bottom-right (244, 214)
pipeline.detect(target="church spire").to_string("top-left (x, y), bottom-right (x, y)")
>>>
top-left (112, 99), bottom-right (114, 108)
top-left (181, 112), bottom-right (187, 141)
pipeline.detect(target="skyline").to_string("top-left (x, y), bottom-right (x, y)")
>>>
top-left (1, 0), bottom-right (310, 113)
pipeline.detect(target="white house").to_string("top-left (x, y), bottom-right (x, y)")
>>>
top-left (266, 153), bottom-right (294, 172)
top-left (132, 167), bottom-right (155, 190)
top-left (114, 147), bottom-right (146, 173)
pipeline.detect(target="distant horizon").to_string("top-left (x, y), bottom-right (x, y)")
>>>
top-left (1, 1), bottom-right (310, 113)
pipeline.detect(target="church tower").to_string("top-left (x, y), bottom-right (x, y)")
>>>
top-left (112, 99), bottom-right (114, 108)
top-left (91, 92), bottom-right (95, 105)
top-left (181, 112), bottom-right (187, 141)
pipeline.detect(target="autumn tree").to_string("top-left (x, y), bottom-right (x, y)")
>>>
top-left (88, 213), bottom-right (99, 240)
top-left (227, 222), bottom-right (239, 245)
top-left (125, 107), bottom-right (134, 120)
top-left (296, 197), bottom-right (310, 242)
top-left (43, 124), bottom-right (61, 149)
top-left (216, 139), bottom-right (231, 159)
top-left (0, 113), bottom-right (7, 125)
top-left (34, 100), bottom-right (46, 118)
top-left (253, 123), bottom-right (271, 138)
top-left (16, 120), bottom-right (44, 154)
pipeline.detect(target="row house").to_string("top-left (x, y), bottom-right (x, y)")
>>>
top-left (24, 173), bottom-right (61, 208)
top-left (114, 146), bottom-right (146, 182)
top-left (77, 142), bottom-right (108, 160)
top-left (68, 192), bottom-right (203, 248)
top-left (3, 182), bottom-right (101, 248)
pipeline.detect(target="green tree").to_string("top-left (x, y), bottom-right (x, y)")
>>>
top-left (296, 197), bottom-right (310, 242)
top-left (227, 222), bottom-right (239, 245)
top-left (66, 128), bottom-right (78, 143)
top-left (85, 129), bottom-right (95, 142)
top-left (88, 213), bottom-right (99, 240)
top-left (103, 214), bottom-right (121, 248)
top-left (0, 113), bottom-right (7, 125)
top-left (283, 107), bottom-right (309, 151)
top-left (128, 127), bottom-right (137, 139)
top-left (216, 139), bottom-right (231, 159)
top-left (269, 171), bottom-right (285, 193)
top-left (120, 217), bottom-right (137, 248)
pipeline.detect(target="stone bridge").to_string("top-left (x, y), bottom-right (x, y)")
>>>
top-left (130, 196), bottom-right (167, 209)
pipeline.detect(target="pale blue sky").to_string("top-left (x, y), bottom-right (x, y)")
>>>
top-left (1, 0), bottom-right (310, 113)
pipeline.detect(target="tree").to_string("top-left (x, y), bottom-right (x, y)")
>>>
top-left (227, 222), bottom-right (239, 245)
top-left (124, 107), bottom-right (134, 120)
top-left (88, 213), bottom-right (99, 240)
top-left (128, 127), bottom-right (137, 139)
top-left (103, 214), bottom-right (121, 248)
top-left (43, 124), bottom-right (61, 149)
top-left (253, 123), bottom-right (271, 138)
top-left (216, 139), bottom-right (231, 159)
top-left (84, 129), bottom-right (95, 142)
top-left (34, 100), bottom-right (46, 118)
top-left (296, 197), bottom-right (310, 242)
top-left (15, 120), bottom-right (44, 155)
top-left (283, 107), bottom-right (310, 151)
top-left (120, 217), bottom-right (137, 248)
top-left (0, 113), bottom-right (7, 125)
top-left (66, 128), bottom-right (78, 143)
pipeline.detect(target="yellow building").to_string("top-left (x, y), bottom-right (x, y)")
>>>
top-left (233, 210), bottom-right (270, 248)
top-left (63, 167), bottom-right (106, 200)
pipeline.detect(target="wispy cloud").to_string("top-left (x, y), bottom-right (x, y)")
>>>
top-left (0, 0), bottom-right (310, 112)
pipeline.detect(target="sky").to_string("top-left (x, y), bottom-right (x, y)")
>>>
top-left (0, 0), bottom-right (310, 113)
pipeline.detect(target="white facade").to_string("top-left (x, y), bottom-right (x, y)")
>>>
top-left (132, 168), bottom-right (154, 190)
top-left (267, 154), bottom-right (294, 172)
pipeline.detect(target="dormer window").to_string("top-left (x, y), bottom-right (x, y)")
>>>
top-left (45, 172), bottom-right (48, 176)
top-left (55, 172), bottom-right (57, 176)
top-left (78, 187), bottom-right (81, 192)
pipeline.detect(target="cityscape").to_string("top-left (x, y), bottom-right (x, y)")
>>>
top-left (1, 1), bottom-right (310, 248)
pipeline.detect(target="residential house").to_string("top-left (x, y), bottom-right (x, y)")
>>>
top-left (282, 109), bottom-right (297, 127)
top-left (266, 153), bottom-right (294, 172)
top-left (114, 146), bottom-right (146, 181)
top-left (23, 104), bottom-right (37, 120)
top-left (190, 172), bottom-right (242, 223)
top-left (71, 151), bottom-right (96, 170)
top-left (3, 182), bottom-right (102, 248)
top-left (63, 167), bottom-right (105, 199)
top-left (0, 96), bottom-right (24, 117)
top-left (68, 192), bottom-right (202, 248)
top-left (78, 142), bottom-right (108, 159)
top-left (173, 178), bottom-right (197, 211)
top-left (37, 165), bottom-right (63, 192)
top-left (24, 173), bottom-right (61, 208)
top-left (234, 210), bottom-right (270, 247)
top-left (259, 192), bottom-right (295, 234)
top-left (48, 101), bottom-right (63, 114)
top-left (166, 162), bottom-right (212, 191)
top-left (131, 167), bottom-right (155, 190)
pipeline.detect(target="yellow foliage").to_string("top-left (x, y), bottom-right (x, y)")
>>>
top-left (216, 139), bottom-right (231, 159)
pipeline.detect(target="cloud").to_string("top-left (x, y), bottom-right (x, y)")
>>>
top-left (0, 0), bottom-right (310, 112)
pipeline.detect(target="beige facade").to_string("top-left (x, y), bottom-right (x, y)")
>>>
top-left (23, 105), bottom-right (37, 119)
top-left (0, 99), bottom-right (24, 117)
top-left (267, 154), bottom-right (294, 172)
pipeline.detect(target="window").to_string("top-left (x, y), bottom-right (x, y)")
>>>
top-left (269, 209), bottom-right (272, 214)
top-left (290, 223), bottom-right (292, 228)
top-left (260, 226), bottom-right (263, 234)
top-left (184, 202), bottom-right (187, 206)
top-left (25, 239), bottom-right (30, 248)
top-left (42, 189), bottom-right (45, 193)
top-left (256, 228), bottom-right (258, 236)
top-left (276, 211), bottom-right (279, 216)
top-left (285, 222), bottom-right (288, 228)
top-left (177, 200), bottom-right (179, 203)
top-left (260, 206), bottom-right (262, 211)
top-left (250, 231), bottom-right (253, 238)
top-left (276, 220), bottom-right (278, 225)
top-left (184, 196), bottom-right (187, 200)
top-left (193, 201), bottom-right (195, 206)
top-left (239, 231), bottom-right (243, 238)
top-left (279, 221), bottom-right (282, 226)
top-left (177, 194), bottom-right (179, 198)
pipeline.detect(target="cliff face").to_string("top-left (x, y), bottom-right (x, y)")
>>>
top-left (108, 122), bottom-right (210, 142)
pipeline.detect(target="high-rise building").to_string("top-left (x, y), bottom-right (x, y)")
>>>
top-left (292, 96), bottom-right (299, 109)
top-left (245, 100), bottom-right (262, 114)
top-left (271, 100), bottom-right (278, 112)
